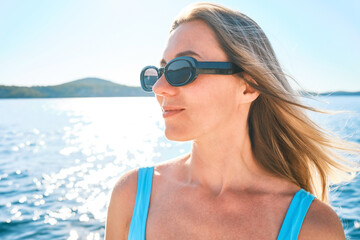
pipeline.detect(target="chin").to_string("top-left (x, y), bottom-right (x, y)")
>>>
top-left (164, 128), bottom-right (193, 142)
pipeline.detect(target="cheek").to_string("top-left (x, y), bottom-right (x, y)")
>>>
top-left (187, 80), bottom-right (238, 126)
top-left (193, 77), bottom-right (239, 113)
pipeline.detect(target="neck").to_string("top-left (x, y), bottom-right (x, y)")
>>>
top-left (184, 123), bottom-right (276, 197)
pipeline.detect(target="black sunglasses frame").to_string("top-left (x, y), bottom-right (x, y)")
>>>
top-left (140, 56), bottom-right (243, 92)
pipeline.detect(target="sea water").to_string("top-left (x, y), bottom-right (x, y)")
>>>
top-left (0, 97), bottom-right (359, 239)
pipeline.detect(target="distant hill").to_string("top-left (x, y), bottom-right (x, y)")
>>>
top-left (318, 91), bottom-right (360, 96)
top-left (0, 78), bottom-right (154, 98)
top-left (300, 91), bottom-right (360, 97)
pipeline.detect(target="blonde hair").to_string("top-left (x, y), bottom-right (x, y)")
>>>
top-left (171, 2), bottom-right (359, 202)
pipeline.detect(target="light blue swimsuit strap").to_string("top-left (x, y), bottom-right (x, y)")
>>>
top-left (277, 189), bottom-right (315, 240)
top-left (128, 166), bottom-right (154, 240)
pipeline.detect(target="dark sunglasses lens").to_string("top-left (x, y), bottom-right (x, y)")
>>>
top-left (166, 60), bottom-right (192, 86)
top-left (143, 68), bottom-right (159, 90)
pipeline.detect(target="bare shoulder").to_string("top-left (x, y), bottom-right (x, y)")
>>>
top-left (299, 199), bottom-right (345, 240)
top-left (112, 168), bottom-right (139, 195)
top-left (105, 168), bottom-right (139, 240)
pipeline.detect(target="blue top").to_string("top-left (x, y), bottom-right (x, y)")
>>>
top-left (277, 188), bottom-right (315, 239)
top-left (128, 166), bottom-right (315, 240)
top-left (128, 167), bottom-right (154, 239)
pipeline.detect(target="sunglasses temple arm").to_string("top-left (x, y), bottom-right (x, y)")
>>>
top-left (196, 62), bottom-right (243, 74)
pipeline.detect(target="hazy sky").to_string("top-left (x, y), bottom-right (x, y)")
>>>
top-left (0, 0), bottom-right (359, 92)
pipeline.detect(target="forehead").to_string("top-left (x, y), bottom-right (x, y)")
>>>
top-left (162, 20), bottom-right (228, 63)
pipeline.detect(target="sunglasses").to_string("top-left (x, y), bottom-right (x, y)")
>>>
top-left (140, 56), bottom-right (243, 92)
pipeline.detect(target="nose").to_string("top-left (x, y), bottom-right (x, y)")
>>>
top-left (152, 73), bottom-right (177, 96)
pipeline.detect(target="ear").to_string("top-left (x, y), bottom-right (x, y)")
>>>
top-left (238, 73), bottom-right (260, 104)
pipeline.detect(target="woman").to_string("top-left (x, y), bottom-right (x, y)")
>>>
top-left (106, 3), bottom-right (358, 239)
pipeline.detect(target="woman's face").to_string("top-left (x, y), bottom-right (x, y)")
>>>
top-left (153, 20), bottom-right (248, 142)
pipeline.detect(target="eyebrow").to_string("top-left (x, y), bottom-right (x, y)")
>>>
top-left (160, 50), bottom-right (201, 66)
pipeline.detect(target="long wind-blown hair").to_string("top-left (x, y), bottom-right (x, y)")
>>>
top-left (170, 2), bottom-right (359, 202)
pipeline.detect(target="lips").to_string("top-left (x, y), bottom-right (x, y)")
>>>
top-left (161, 106), bottom-right (185, 118)
top-left (162, 106), bottom-right (185, 112)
